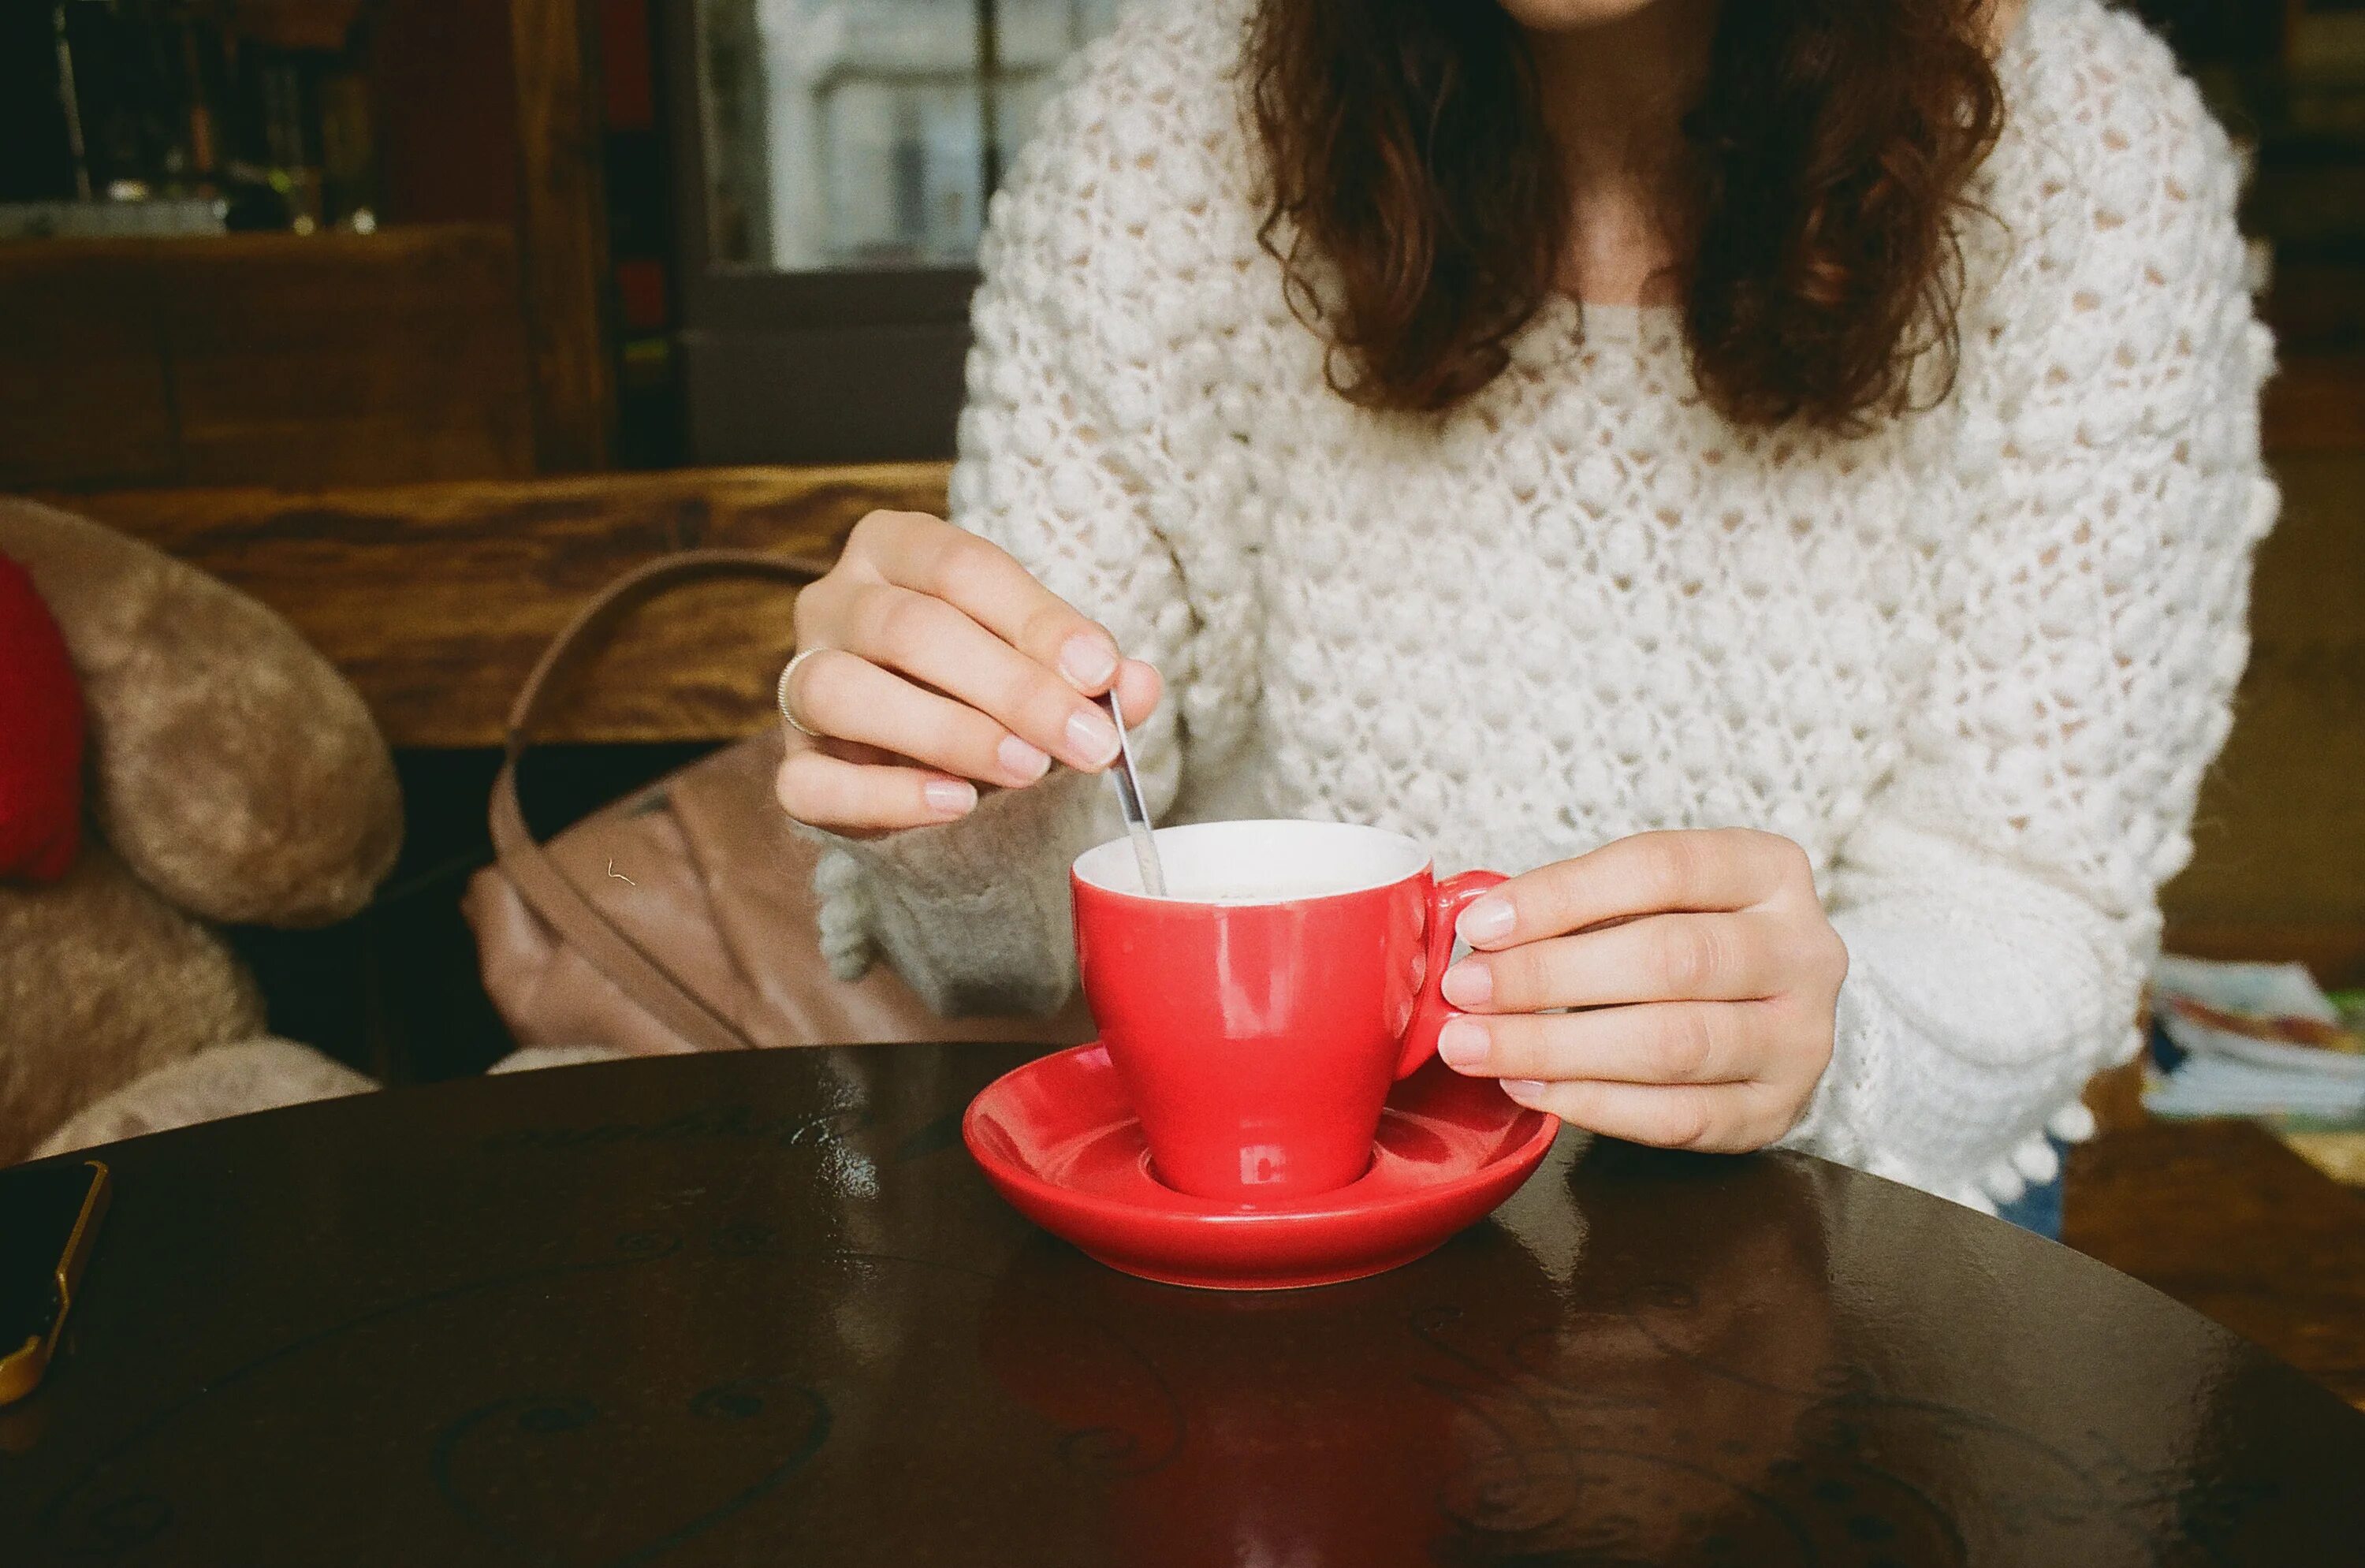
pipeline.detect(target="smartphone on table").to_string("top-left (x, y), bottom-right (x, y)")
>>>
top-left (0, 1159), bottom-right (110, 1406)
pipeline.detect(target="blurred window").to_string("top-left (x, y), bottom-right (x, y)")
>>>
top-left (695, 0), bottom-right (1130, 270)
top-left (672, 0), bottom-right (1138, 461)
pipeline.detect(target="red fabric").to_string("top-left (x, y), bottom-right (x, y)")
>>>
top-left (616, 259), bottom-right (669, 332)
top-left (0, 553), bottom-right (84, 881)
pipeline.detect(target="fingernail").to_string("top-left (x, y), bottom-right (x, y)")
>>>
top-left (1064, 707), bottom-right (1120, 768)
top-left (1458, 896), bottom-right (1515, 945)
top-left (1441, 960), bottom-right (1492, 1007)
top-left (1437, 1016), bottom-right (1489, 1069)
top-left (996, 734), bottom-right (1051, 783)
top-left (1501, 1079), bottom-right (1548, 1103)
top-left (922, 780), bottom-right (977, 817)
top-left (1059, 635), bottom-right (1118, 689)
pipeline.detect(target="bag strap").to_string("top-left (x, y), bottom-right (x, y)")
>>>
top-left (490, 548), bottom-right (835, 1055)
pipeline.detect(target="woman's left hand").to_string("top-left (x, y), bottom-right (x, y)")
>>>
top-left (1436, 829), bottom-right (1847, 1151)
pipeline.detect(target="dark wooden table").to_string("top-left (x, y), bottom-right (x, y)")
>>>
top-left (4, 1044), bottom-right (2361, 1566)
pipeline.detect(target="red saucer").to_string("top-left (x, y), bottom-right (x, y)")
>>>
top-left (963, 1044), bottom-right (1560, 1291)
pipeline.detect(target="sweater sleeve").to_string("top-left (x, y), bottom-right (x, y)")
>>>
top-left (803, 18), bottom-right (1238, 1018)
top-left (1780, 22), bottom-right (2279, 1209)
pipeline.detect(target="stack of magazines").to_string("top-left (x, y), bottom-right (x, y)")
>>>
top-left (2145, 955), bottom-right (2365, 1182)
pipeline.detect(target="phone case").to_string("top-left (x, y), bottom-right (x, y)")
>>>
top-left (0, 1160), bottom-right (111, 1406)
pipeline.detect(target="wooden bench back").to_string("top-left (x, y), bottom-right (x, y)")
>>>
top-left (67, 464), bottom-right (947, 749)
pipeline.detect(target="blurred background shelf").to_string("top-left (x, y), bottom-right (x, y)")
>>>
top-left (0, 0), bottom-right (617, 486)
top-left (0, 225), bottom-right (534, 490)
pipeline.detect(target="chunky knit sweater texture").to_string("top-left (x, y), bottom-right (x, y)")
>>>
top-left (810, 0), bottom-right (2277, 1211)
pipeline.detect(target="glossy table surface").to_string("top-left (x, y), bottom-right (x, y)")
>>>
top-left (2, 1043), bottom-right (2360, 1566)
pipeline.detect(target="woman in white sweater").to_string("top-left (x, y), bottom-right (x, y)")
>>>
top-left (772, 0), bottom-right (2275, 1221)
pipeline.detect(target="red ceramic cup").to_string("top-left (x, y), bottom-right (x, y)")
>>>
top-left (1071, 820), bottom-right (1505, 1203)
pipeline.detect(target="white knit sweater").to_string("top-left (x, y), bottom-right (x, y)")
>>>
top-left (810, 0), bottom-right (2277, 1212)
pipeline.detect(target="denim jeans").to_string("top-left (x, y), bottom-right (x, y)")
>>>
top-left (1992, 1136), bottom-right (2070, 1240)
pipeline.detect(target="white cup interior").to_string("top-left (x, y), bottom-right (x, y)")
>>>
top-left (1073, 819), bottom-right (1430, 903)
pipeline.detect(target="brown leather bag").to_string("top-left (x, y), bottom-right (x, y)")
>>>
top-left (463, 550), bottom-right (1093, 1056)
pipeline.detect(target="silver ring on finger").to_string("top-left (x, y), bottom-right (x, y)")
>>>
top-left (777, 646), bottom-right (828, 739)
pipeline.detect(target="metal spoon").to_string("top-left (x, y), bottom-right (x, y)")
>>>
top-left (1099, 688), bottom-right (1166, 897)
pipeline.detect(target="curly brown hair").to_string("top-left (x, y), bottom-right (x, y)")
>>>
top-left (1246, 1), bottom-right (2007, 430)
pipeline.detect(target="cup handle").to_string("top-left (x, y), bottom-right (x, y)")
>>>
top-left (1396, 869), bottom-right (1509, 1080)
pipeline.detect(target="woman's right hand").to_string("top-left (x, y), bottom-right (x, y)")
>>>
top-left (775, 510), bottom-right (1163, 836)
